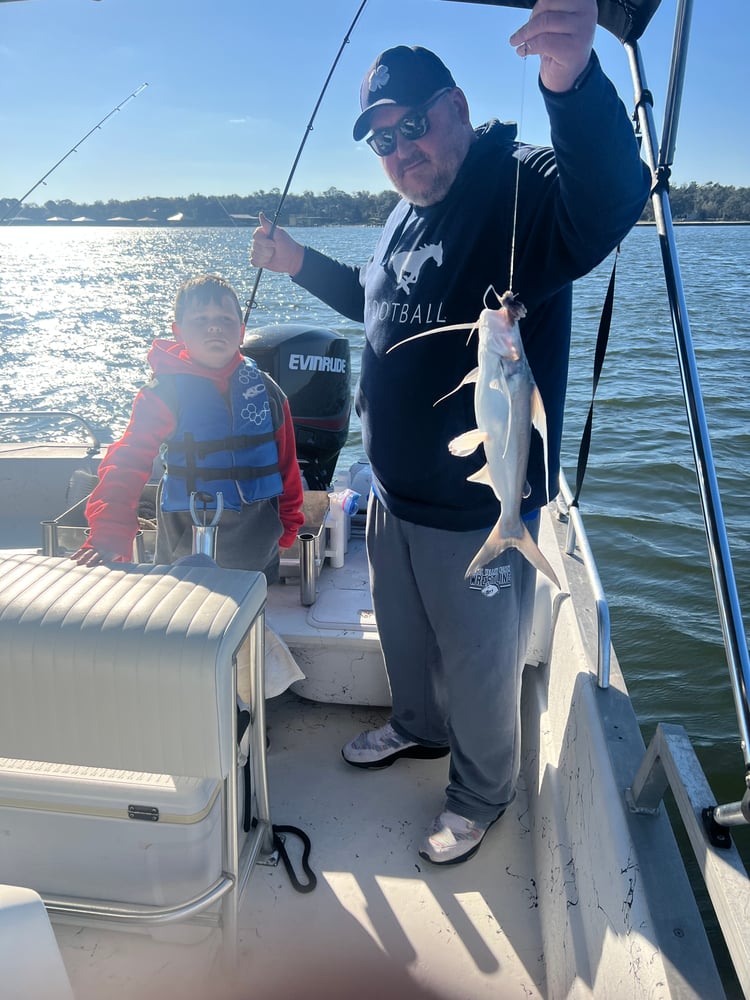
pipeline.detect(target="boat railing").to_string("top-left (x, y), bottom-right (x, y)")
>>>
top-left (0, 410), bottom-right (102, 454)
top-left (557, 471), bottom-right (611, 689)
top-left (626, 722), bottom-right (750, 996)
top-left (626, 0), bottom-right (750, 813)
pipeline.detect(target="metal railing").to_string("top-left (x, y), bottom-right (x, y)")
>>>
top-left (0, 410), bottom-right (101, 454)
top-left (558, 472), bottom-right (611, 689)
top-left (626, 0), bottom-right (750, 810)
top-left (627, 723), bottom-right (750, 997)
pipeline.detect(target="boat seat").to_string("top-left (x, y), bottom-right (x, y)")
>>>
top-left (0, 552), bottom-right (271, 960)
top-left (0, 884), bottom-right (74, 1000)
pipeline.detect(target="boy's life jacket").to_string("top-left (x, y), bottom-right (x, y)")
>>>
top-left (159, 357), bottom-right (283, 512)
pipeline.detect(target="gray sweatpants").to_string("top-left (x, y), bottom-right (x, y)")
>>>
top-left (366, 494), bottom-right (538, 824)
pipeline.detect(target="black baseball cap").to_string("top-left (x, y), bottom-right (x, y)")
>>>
top-left (352, 45), bottom-right (456, 141)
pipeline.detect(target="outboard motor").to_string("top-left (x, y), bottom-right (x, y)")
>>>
top-left (241, 324), bottom-right (351, 491)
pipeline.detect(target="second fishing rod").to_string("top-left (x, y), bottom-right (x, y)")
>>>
top-left (242, 0), bottom-right (369, 324)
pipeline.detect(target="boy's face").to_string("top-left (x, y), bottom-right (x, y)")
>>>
top-left (172, 293), bottom-right (244, 369)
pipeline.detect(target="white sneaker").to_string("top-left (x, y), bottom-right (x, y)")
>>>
top-left (342, 721), bottom-right (449, 769)
top-left (419, 809), bottom-right (501, 865)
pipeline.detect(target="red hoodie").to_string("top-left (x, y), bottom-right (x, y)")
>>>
top-left (85, 339), bottom-right (304, 560)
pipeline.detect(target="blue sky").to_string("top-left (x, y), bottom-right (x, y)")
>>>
top-left (1, 0), bottom-right (747, 204)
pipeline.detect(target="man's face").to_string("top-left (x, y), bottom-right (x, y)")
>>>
top-left (369, 89), bottom-right (473, 207)
top-left (172, 294), bottom-right (243, 369)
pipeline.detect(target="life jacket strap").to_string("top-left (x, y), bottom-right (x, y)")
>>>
top-left (166, 462), bottom-right (281, 483)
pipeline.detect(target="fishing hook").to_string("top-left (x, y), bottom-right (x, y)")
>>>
top-left (1, 83), bottom-right (148, 225)
top-left (243, 0), bottom-right (369, 323)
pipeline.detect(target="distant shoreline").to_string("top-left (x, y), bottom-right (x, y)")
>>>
top-left (636, 219), bottom-right (750, 226)
top-left (4, 219), bottom-right (749, 229)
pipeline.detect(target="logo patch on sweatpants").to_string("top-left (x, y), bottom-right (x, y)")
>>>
top-left (469, 564), bottom-right (512, 596)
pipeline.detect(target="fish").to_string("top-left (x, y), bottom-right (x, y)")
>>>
top-left (388, 288), bottom-right (560, 589)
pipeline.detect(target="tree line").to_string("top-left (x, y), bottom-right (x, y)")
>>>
top-left (2, 181), bottom-right (749, 227)
top-left (638, 182), bottom-right (750, 223)
top-left (1, 188), bottom-right (401, 227)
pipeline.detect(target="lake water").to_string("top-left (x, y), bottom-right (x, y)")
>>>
top-left (1, 223), bottom-right (748, 987)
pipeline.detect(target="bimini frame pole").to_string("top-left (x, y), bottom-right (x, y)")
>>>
top-left (625, 0), bottom-right (750, 814)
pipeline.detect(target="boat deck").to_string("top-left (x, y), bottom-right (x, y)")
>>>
top-left (245, 690), bottom-right (545, 998)
top-left (52, 689), bottom-right (545, 1000)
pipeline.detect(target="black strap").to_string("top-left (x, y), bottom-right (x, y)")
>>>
top-left (242, 757), bottom-right (253, 831)
top-left (188, 431), bottom-right (277, 458)
top-left (183, 431), bottom-right (198, 497)
top-left (571, 246), bottom-right (619, 509)
top-left (238, 708), bottom-right (317, 894)
top-left (272, 825), bottom-right (318, 894)
top-left (238, 706), bottom-right (255, 835)
top-left (166, 461), bottom-right (280, 482)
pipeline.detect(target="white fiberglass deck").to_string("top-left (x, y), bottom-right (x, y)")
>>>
top-left (244, 690), bottom-right (545, 999)
top-left (53, 689), bottom-right (545, 1000)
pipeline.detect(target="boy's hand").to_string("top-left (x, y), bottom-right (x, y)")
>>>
top-left (70, 545), bottom-right (113, 567)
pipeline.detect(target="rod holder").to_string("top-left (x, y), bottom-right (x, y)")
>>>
top-left (41, 521), bottom-right (57, 557)
top-left (132, 530), bottom-right (145, 563)
top-left (190, 491), bottom-right (223, 560)
top-left (298, 532), bottom-right (317, 606)
top-left (192, 524), bottom-right (218, 560)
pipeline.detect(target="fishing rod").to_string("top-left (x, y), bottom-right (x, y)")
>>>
top-left (243, 0), bottom-right (369, 324)
top-left (1, 82), bottom-right (148, 225)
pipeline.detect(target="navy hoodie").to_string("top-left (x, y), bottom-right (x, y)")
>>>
top-left (294, 54), bottom-right (650, 530)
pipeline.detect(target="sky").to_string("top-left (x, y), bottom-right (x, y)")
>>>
top-left (1, 0), bottom-right (748, 206)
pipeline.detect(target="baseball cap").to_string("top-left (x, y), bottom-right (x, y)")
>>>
top-left (352, 45), bottom-right (456, 141)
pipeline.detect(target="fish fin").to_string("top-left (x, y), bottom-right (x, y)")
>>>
top-left (516, 524), bottom-right (560, 590)
top-left (530, 384), bottom-right (551, 500)
top-left (449, 429), bottom-right (486, 457)
top-left (464, 521), bottom-right (561, 590)
top-left (435, 367), bottom-right (479, 407)
top-left (466, 464), bottom-right (493, 486)
top-left (387, 322), bottom-right (478, 353)
top-left (464, 521), bottom-right (505, 578)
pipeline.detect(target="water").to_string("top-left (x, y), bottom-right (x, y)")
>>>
top-left (1, 223), bottom-right (748, 986)
top-left (566, 227), bottom-right (749, 757)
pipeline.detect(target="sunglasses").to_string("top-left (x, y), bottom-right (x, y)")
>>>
top-left (365, 88), bottom-right (453, 157)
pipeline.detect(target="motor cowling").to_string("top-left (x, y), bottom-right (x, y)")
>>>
top-left (241, 324), bottom-right (352, 490)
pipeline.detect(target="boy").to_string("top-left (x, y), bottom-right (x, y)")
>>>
top-left (72, 274), bottom-right (304, 580)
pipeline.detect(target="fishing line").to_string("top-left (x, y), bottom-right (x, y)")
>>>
top-left (243, 0), bottom-right (369, 323)
top-left (1, 83), bottom-right (148, 225)
top-left (507, 46), bottom-right (529, 294)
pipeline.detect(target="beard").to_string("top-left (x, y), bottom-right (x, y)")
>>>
top-left (387, 143), bottom-right (467, 207)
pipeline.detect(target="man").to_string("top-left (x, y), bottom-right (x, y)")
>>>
top-left (251, 0), bottom-right (650, 865)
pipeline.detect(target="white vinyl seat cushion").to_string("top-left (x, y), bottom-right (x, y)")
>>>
top-left (0, 553), bottom-right (266, 777)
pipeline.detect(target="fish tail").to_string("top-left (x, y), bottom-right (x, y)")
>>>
top-left (516, 525), bottom-right (561, 590)
top-left (465, 520), bottom-right (561, 590)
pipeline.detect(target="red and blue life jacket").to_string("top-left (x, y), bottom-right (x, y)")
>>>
top-left (160, 358), bottom-right (283, 512)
